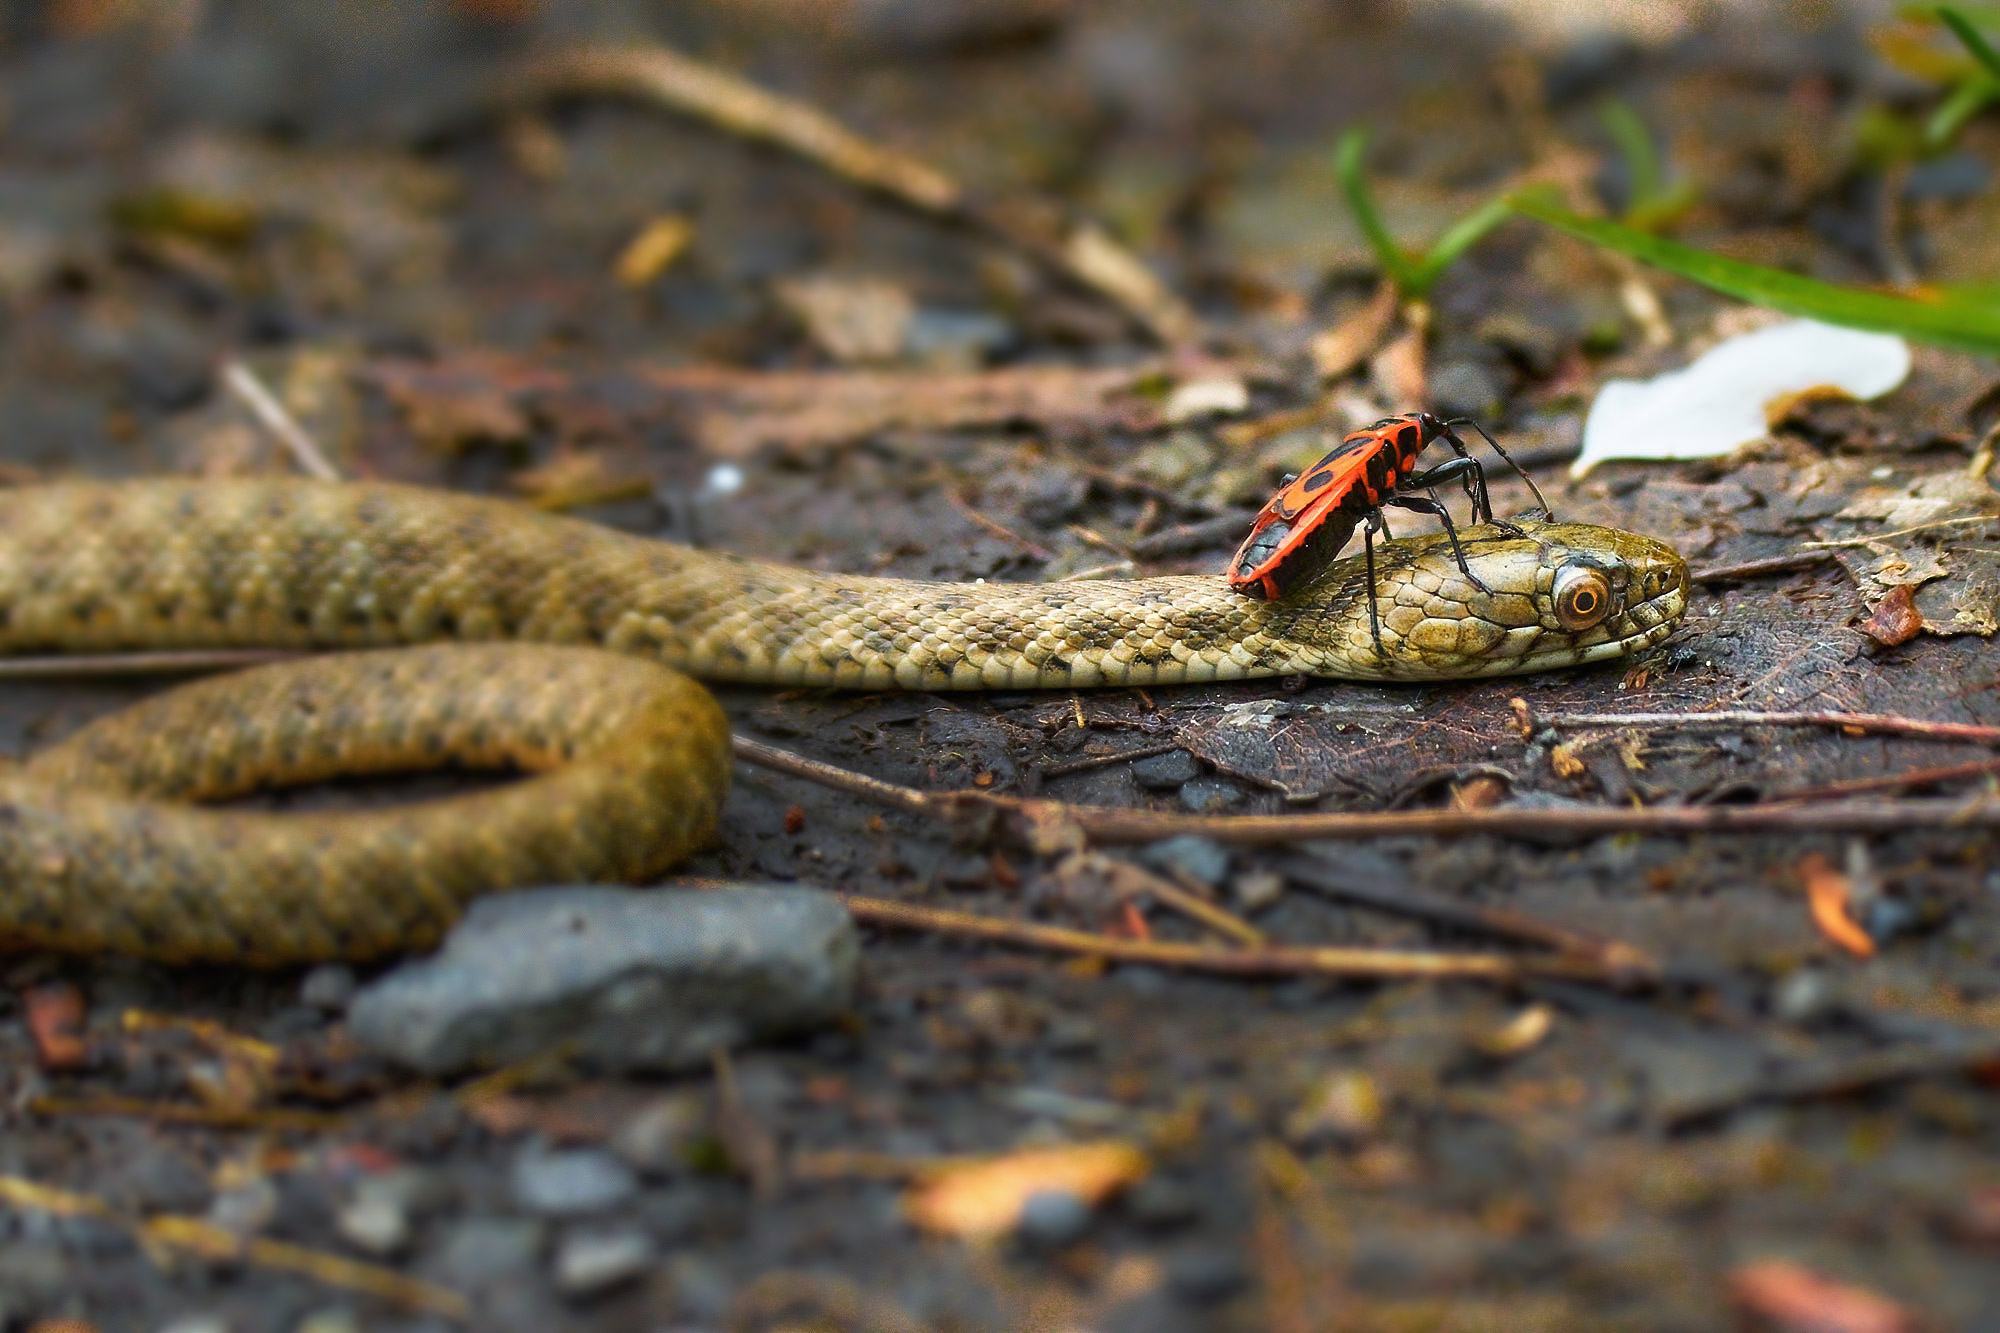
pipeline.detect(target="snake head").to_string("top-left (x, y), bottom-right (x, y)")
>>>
top-left (1292, 520), bottom-right (1690, 680)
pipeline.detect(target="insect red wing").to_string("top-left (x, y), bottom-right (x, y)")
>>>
top-left (1265, 441), bottom-right (1377, 520)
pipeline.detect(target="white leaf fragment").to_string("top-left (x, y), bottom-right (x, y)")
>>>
top-left (1574, 319), bottom-right (1911, 478)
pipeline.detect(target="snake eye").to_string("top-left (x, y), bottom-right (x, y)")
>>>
top-left (1552, 564), bottom-right (1613, 631)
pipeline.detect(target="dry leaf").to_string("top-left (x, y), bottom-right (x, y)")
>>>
top-left (904, 1140), bottom-right (1148, 1240)
top-left (1797, 852), bottom-right (1874, 958)
top-left (1728, 1260), bottom-right (1916, 1333)
top-left (1859, 583), bottom-right (1922, 648)
top-left (1310, 282), bottom-right (1397, 381)
top-left (774, 275), bottom-right (915, 364)
top-left (614, 215), bottom-right (695, 287)
top-left (24, 984), bottom-right (89, 1072)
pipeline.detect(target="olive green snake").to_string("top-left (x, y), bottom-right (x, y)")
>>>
top-left (0, 479), bottom-right (1687, 963)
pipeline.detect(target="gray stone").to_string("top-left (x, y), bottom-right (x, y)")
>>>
top-left (1016, 1189), bottom-right (1092, 1248)
top-left (1130, 749), bottom-right (1201, 789)
top-left (122, 1143), bottom-right (212, 1215)
top-left (435, 1218), bottom-right (545, 1288)
top-left (155, 1318), bottom-right (232, 1333)
top-left (553, 1228), bottom-right (656, 1295)
top-left (348, 886), bottom-right (859, 1076)
top-left (1166, 1246), bottom-right (1250, 1305)
top-left (300, 963), bottom-right (357, 1013)
top-left (1138, 834), bottom-right (1231, 888)
top-left (1232, 870), bottom-right (1285, 913)
top-left (1177, 778), bottom-right (1245, 813)
top-left (512, 1147), bottom-right (638, 1216)
top-left (335, 1175), bottom-right (418, 1257)
top-left (608, 1091), bottom-right (711, 1176)
top-left (1125, 1177), bottom-right (1203, 1230)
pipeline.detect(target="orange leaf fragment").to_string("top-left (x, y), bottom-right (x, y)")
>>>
top-left (904, 1141), bottom-right (1149, 1241)
top-left (1729, 1259), bottom-right (1916, 1333)
top-left (24, 984), bottom-right (88, 1072)
top-left (1797, 853), bottom-right (1875, 958)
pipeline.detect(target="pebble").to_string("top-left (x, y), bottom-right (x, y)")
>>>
top-left (512, 1147), bottom-right (639, 1217)
top-left (1864, 895), bottom-right (1919, 945)
top-left (122, 1143), bottom-right (213, 1215)
top-left (155, 1318), bottom-right (232, 1333)
top-left (553, 1228), bottom-right (656, 1295)
top-left (335, 1180), bottom-right (412, 1257)
top-left (1138, 834), bottom-right (1231, 888)
top-left (348, 885), bottom-right (859, 1076)
top-left (1771, 968), bottom-right (1834, 1024)
top-left (608, 1091), bottom-right (711, 1176)
top-left (299, 963), bottom-right (357, 1013)
top-left (1177, 778), bottom-right (1245, 814)
top-left (1130, 749), bottom-right (1201, 790)
top-left (1016, 1188), bottom-right (1092, 1249)
top-left (1232, 870), bottom-right (1285, 913)
top-left (434, 1217), bottom-right (545, 1288)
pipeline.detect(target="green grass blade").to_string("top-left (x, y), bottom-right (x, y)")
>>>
top-left (1408, 194), bottom-right (1516, 292)
top-left (1334, 127), bottom-right (1417, 292)
top-left (1940, 5), bottom-right (2000, 80)
top-left (1510, 192), bottom-right (2000, 353)
top-left (1599, 100), bottom-right (1663, 210)
top-left (1926, 75), bottom-right (1999, 145)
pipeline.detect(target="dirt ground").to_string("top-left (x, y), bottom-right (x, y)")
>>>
top-left (1, 3), bottom-right (1999, 1331)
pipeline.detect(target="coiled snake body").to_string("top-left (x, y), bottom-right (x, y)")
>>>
top-left (0, 480), bottom-right (1687, 963)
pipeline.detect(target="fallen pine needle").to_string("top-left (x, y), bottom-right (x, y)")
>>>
top-left (1524, 706), bottom-right (2000, 748)
top-left (0, 1175), bottom-right (466, 1320)
top-left (840, 894), bottom-right (1616, 984)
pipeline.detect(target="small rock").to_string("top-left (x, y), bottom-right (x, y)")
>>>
top-left (122, 1143), bottom-right (213, 1215)
top-left (1138, 834), bottom-right (1231, 888)
top-left (1771, 968), bottom-right (1834, 1024)
top-left (1177, 778), bottom-right (1245, 814)
top-left (608, 1092), bottom-right (711, 1176)
top-left (1130, 749), bottom-right (1201, 790)
top-left (1864, 895), bottom-right (1918, 945)
top-left (512, 1147), bottom-right (638, 1217)
top-left (1428, 360), bottom-right (1503, 419)
top-left (348, 885), bottom-right (859, 1076)
top-left (666, 1252), bottom-right (733, 1322)
top-left (904, 307), bottom-right (1013, 368)
top-left (1166, 1246), bottom-right (1251, 1305)
top-left (206, 1176), bottom-right (278, 1237)
top-left (553, 1228), bottom-right (656, 1296)
top-left (1124, 1176), bottom-right (1203, 1230)
top-left (299, 964), bottom-right (357, 1013)
top-left (434, 1217), bottom-right (545, 1288)
top-left (1232, 870), bottom-right (1285, 913)
top-left (1016, 1188), bottom-right (1093, 1249)
top-left (335, 1179), bottom-right (412, 1257)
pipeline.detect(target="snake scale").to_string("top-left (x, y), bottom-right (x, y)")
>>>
top-left (0, 479), bottom-right (1687, 963)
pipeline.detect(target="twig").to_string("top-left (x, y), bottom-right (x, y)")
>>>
top-left (1771, 755), bottom-right (2000, 802)
top-left (219, 359), bottom-right (343, 482)
top-left (1127, 513), bottom-right (1257, 560)
top-left (1529, 707), bottom-right (2000, 748)
top-left (1804, 515), bottom-right (2000, 548)
top-left (1036, 742), bottom-right (1180, 779)
top-left (734, 735), bottom-right (2000, 843)
top-left (1277, 855), bottom-right (1655, 974)
top-left (515, 46), bottom-right (1197, 344)
top-left (1101, 854), bottom-right (1265, 947)
top-left (1690, 550), bottom-right (1838, 583)
top-left (840, 894), bottom-right (1613, 983)
top-left (945, 489), bottom-right (1054, 560)
top-left (1657, 1036), bottom-right (2000, 1128)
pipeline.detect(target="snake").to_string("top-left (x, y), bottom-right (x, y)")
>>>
top-left (0, 479), bottom-right (1688, 964)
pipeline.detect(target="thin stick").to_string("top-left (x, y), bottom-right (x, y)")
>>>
top-left (1530, 708), bottom-right (2000, 748)
top-left (1772, 755), bottom-right (2000, 802)
top-left (1803, 515), bottom-right (2000, 548)
top-left (1037, 742), bottom-right (1180, 778)
top-left (1690, 551), bottom-right (1837, 583)
top-left (839, 894), bottom-right (1612, 983)
top-left (219, 359), bottom-right (343, 481)
top-left (515, 46), bottom-right (1197, 344)
top-left (733, 735), bottom-right (2000, 843)
top-left (945, 489), bottom-right (1055, 560)
top-left (1277, 855), bottom-right (1655, 974)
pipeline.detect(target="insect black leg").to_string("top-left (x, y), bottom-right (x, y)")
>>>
top-left (1443, 419), bottom-right (1552, 519)
top-left (1383, 493), bottom-right (1492, 595)
top-left (1362, 511), bottom-right (1385, 659)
